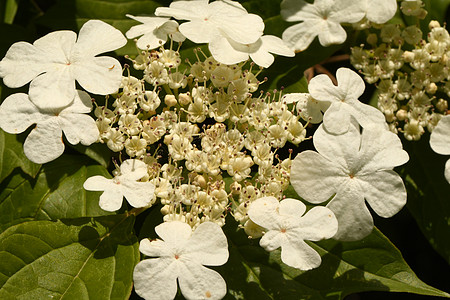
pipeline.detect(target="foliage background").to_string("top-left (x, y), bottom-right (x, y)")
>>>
top-left (0, 0), bottom-right (449, 299)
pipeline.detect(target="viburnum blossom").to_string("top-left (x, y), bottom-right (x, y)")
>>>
top-left (83, 159), bottom-right (155, 211)
top-left (361, 0), bottom-right (398, 24)
top-left (430, 115), bottom-right (450, 183)
top-left (125, 15), bottom-right (185, 50)
top-left (248, 197), bottom-right (338, 270)
top-left (0, 91), bottom-right (99, 164)
top-left (290, 123), bottom-right (409, 241)
top-left (308, 67), bottom-right (386, 134)
top-left (281, 0), bottom-right (364, 51)
top-left (133, 221), bottom-right (229, 300)
top-left (0, 20), bottom-right (126, 110)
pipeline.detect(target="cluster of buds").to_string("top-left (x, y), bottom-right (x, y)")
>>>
top-left (93, 43), bottom-right (308, 232)
top-left (351, 20), bottom-right (449, 141)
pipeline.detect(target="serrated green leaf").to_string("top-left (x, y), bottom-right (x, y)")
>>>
top-left (219, 218), bottom-right (449, 299)
top-left (401, 134), bottom-right (450, 264)
top-left (0, 155), bottom-right (114, 231)
top-left (0, 214), bottom-right (139, 300)
top-left (0, 129), bottom-right (40, 183)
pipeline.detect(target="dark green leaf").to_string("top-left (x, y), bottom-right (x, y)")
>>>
top-left (220, 218), bottom-right (449, 299)
top-left (0, 155), bottom-right (114, 231)
top-left (0, 0), bottom-right (19, 24)
top-left (401, 134), bottom-right (450, 264)
top-left (0, 129), bottom-right (40, 183)
top-left (0, 214), bottom-right (139, 300)
top-left (70, 142), bottom-right (114, 169)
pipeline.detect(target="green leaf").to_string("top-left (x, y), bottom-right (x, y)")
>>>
top-left (0, 129), bottom-right (40, 183)
top-left (0, 0), bottom-right (19, 24)
top-left (220, 218), bottom-right (449, 299)
top-left (401, 134), bottom-right (450, 264)
top-left (69, 143), bottom-right (114, 169)
top-left (0, 214), bottom-right (139, 300)
top-left (0, 155), bottom-right (114, 231)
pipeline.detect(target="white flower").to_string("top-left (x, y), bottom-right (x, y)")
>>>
top-left (282, 92), bottom-right (330, 124)
top-left (430, 115), bottom-right (450, 183)
top-left (247, 196), bottom-right (337, 270)
top-left (0, 91), bottom-right (99, 164)
top-left (290, 123), bottom-right (409, 241)
top-left (83, 159), bottom-right (155, 211)
top-left (281, 0), bottom-right (364, 51)
top-left (155, 0), bottom-right (265, 65)
top-left (308, 67), bottom-right (386, 134)
top-left (133, 221), bottom-right (229, 300)
top-left (361, 0), bottom-right (398, 24)
top-left (0, 20), bottom-right (126, 110)
top-left (208, 35), bottom-right (295, 67)
top-left (126, 15), bottom-right (186, 50)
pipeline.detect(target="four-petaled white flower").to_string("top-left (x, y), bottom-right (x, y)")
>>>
top-left (0, 20), bottom-right (126, 110)
top-left (291, 123), bottom-right (409, 241)
top-left (0, 91), bottom-right (99, 164)
top-left (209, 35), bottom-right (295, 67)
top-left (248, 196), bottom-right (337, 270)
top-left (308, 67), bottom-right (386, 134)
top-left (281, 0), bottom-right (364, 51)
top-left (430, 115), bottom-right (450, 183)
top-left (126, 15), bottom-right (186, 50)
top-left (83, 159), bottom-right (155, 211)
top-left (133, 221), bottom-right (229, 300)
top-left (361, 0), bottom-right (398, 24)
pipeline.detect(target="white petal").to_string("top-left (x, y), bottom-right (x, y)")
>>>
top-left (282, 21), bottom-right (321, 51)
top-left (250, 48), bottom-right (274, 68)
top-left (72, 20), bottom-right (126, 58)
top-left (155, 0), bottom-right (210, 20)
top-left (178, 262), bottom-right (227, 300)
top-left (23, 119), bottom-right (64, 164)
top-left (119, 159), bottom-right (148, 180)
top-left (139, 238), bottom-right (173, 258)
top-left (297, 206), bottom-right (338, 241)
top-left (291, 150), bottom-right (345, 204)
top-left (259, 230), bottom-right (285, 252)
top-left (322, 102), bottom-right (352, 134)
top-left (216, 14), bottom-right (264, 44)
top-left (358, 171), bottom-right (406, 218)
top-left (62, 90), bottom-right (93, 114)
top-left (98, 188), bottom-right (125, 211)
top-left (133, 258), bottom-right (179, 300)
top-left (278, 198), bottom-right (306, 217)
top-left (208, 35), bottom-right (249, 65)
top-left (184, 222), bottom-right (228, 266)
top-left (350, 101), bottom-right (387, 130)
top-left (73, 56), bottom-right (123, 95)
top-left (313, 122), bottom-right (360, 168)
top-left (179, 21), bottom-right (218, 43)
top-left (247, 196), bottom-right (281, 229)
top-left (281, 0), bottom-right (317, 22)
top-left (155, 221), bottom-right (192, 244)
top-left (260, 35), bottom-right (295, 57)
top-left (430, 115), bottom-right (450, 155)
top-left (327, 180), bottom-right (374, 241)
top-left (318, 21), bottom-right (347, 47)
top-left (59, 113), bottom-right (99, 146)
top-left (136, 31), bottom-right (168, 50)
top-left (0, 93), bottom-right (45, 134)
top-left (121, 180), bottom-right (155, 208)
top-left (308, 73), bottom-right (341, 102)
top-left (335, 67), bottom-right (366, 100)
top-left (29, 66), bottom-right (75, 110)
top-left (329, 0), bottom-right (365, 23)
top-left (365, 0), bottom-right (397, 23)
top-left (445, 159), bottom-right (450, 183)
top-left (83, 175), bottom-right (112, 191)
top-left (280, 238), bottom-right (322, 270)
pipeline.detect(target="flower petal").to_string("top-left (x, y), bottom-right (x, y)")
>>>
top-left (445, 159), bottom-right (450, 183)
top-left (297, 206), bottom-right (338, 241)
top-left (139, 238), bottom-right (172, 258)
top-left (318, 21), bottom-right (347, 47)
top-left (282, 20), bottom-right (321, 51)
top-left (119, 159), bottom-right (148, 180)
top-left (260, 230), bottom-right (286, 252)
top-left (278, 198), bottom-right (306, 218)
top-left (98, 187), bottom-right (124, 211)
top-left (430, 115), bottom-right (450, 155)
top-left (365, 0), bottom-right (397, 24)
top-left (208, 35), bottom-right (249, 65)
top-left (247, 196), bottom-right (281, 229)
top-left (0, 93), bottom-right (45, 134)
top-left (72, 20), bottom-right (127, 58)
top-left (59, 113), bottom-right (99, 146)
top-left (155, 221), bottom-right (193, 244)
top-left (327, 180), bottom-right (373, 241)
top-left (121, 181), bottom-right (155, 208)
top-left (291, 150), bottom-right (345, 204)
top-left (83, 175), bottom-right (111, 191)
top-left (358, 171), bottom-right (406, 218)
top-left (29, 66), bottom-right (76, 110)
top-left (280, 238), bottom-right (321, 270)
top-left (23, 119), bottom-right (64, 164)
top-left (281, 0), bottom-right (317, 22)
top-left (73, 56), bottom-right (123, 95)
top-left (133, 258), bottom-right (179, 300)
top-left (184, 222), bottom-right (228, 266)
top-left (178, 262), bottom-right (227, 300)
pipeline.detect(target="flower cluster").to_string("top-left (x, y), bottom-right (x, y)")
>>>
top-left (350, 20), bottom-right (450, 140)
